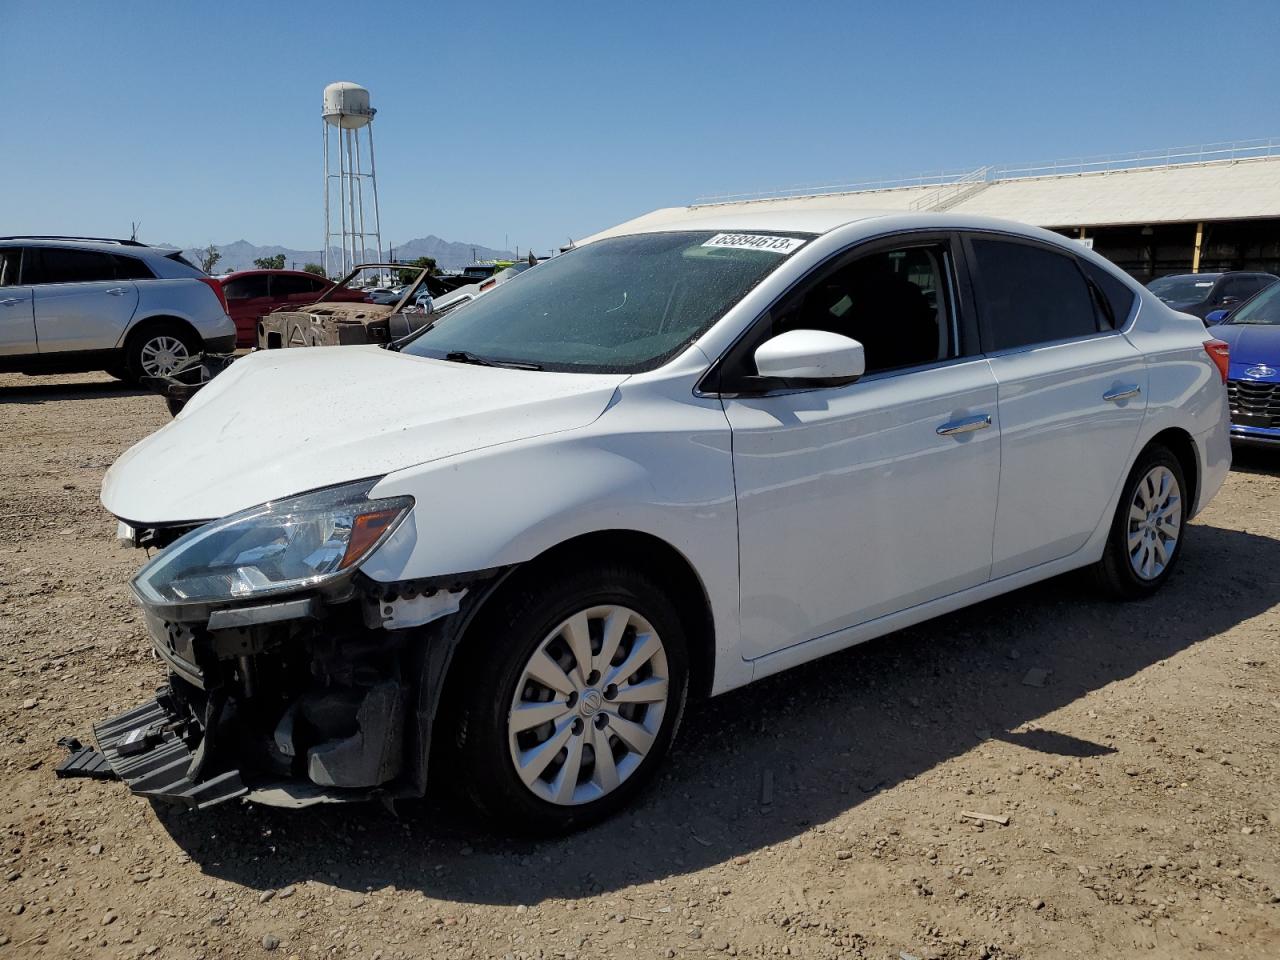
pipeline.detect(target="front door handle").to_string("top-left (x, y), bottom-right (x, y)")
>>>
top-left (1103, 385), bottom-right (1141, 403)
top-left (936, 414), bottom-right (992, 437)
top-left (0, 297), bottom-right (23, 306)
top-left (105, 287), bottom-right (127, 296)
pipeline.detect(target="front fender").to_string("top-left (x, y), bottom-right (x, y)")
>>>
top-left (362, 392), bottom-right (748, 693)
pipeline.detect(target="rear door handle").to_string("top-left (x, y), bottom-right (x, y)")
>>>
top-left (1103, 385), bottom-right (1141, 403)
top-left (105, 287), bottom-right (127, 296)
top-left (936, 414), bottom-right (992, 436)
top-left (0, 297), bottom-right (23, 306)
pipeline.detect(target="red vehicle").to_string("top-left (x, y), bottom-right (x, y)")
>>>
top-left (219, 270), bottom-right (367, 347)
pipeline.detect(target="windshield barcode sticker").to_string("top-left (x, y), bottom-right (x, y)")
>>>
top-left (702, 233), bottom-right (807, 254)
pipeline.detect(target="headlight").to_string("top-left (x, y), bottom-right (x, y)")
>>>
top-left (132, 479), bottom-right (413, 606)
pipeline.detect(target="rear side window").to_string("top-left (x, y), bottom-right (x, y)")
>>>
top-left (1081, 259), bottom-right (1136, 328)
top-left (271, 275), bottom-right (321, 297)
top-left (223, 275), bottom-right (270, 299)
top-left (970, 238), bottom-right (1098, 351)
top-left (111, 254), bottom-right (154, 280)
top-left (31, 248), bottom-right (118, 284)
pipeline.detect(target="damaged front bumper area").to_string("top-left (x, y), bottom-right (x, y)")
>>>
top-left (67, 573), bottom-right (480, 810)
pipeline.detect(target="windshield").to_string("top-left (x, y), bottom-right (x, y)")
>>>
top-left (401, 231), bottom-right (807, 373)
top-left (1148, 275), bottom-right (1217, 302)
top-left (1225, 281), bottom-right (1280, 325)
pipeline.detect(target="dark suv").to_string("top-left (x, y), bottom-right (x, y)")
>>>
top-left (0, 236), bottom-right (235, 382)
top-left (1147, 271), bottom-right (1279, 321)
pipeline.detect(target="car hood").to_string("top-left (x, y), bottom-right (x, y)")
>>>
top-left (102, 346), bottom-right (626, 524)
top-left (1213, 323), bottom-right (1280, 369)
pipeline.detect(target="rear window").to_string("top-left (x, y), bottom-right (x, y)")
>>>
top-left (1148, 275), bottom-right (1217, 302)
top-left (165, 251), bottom-right (202, 272)
top-left (970, 238), bottom-right (1099, 351)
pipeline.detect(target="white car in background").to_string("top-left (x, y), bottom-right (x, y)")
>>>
top-left (91, 208), bottom-right (1229, 832)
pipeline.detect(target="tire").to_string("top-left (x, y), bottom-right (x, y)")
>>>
top-left (449, 563), bottom-right (690, 835)
top-left (123, 322), bottom-right (200, 383)
top-left (1093, 443), bottom-right (1188, 599)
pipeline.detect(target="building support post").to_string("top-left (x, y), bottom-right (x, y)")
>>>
top-left (1078, 226), bottom-right (1087, 240)
top-left (1192, 221), bottom-right (1204, 273)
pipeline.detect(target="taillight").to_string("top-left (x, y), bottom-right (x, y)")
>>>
top-left (1204, 339), bottom-right (1229, 383)
top-left (199, 277), bottom-right (230, 314)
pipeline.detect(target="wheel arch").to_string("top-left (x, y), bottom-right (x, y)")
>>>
top-left (1144, 426), bottom-right (1200, 518)
top-left (121, 313), bottom-right (202, 351)
top-left (417, 528), bottom-right (717, 799)
top-left (458, 529), bottom-right (716, 700)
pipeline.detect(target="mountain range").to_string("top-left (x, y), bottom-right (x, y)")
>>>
top-left (170, 236), bottom-right (515, 273)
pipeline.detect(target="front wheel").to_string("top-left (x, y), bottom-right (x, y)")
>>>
top-left (450, 565), bottom-right (689, 834)
top-left (1093, 444), bottom-right (1187, 598)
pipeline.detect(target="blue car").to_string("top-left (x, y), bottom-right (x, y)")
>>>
top-left (1206, 283), bottom-right (1280, 445)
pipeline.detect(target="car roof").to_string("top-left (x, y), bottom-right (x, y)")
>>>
top-left (1153, 273), bottom-right (1224, 281)
top-left (575, 205), bottom-right (1103, 250)
top-left (0, 236), bottom-right (179, 257)
top-left (220, 269), bottom-right (331, 280)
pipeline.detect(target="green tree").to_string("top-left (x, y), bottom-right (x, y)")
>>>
top-left (197, 244), bottom-right (222, 274)
top-left (397, 256), bottom-right (437, 286)
top-left (253, 254), bottom-right (287, 270)
top-left (302, 262), bottom-right (326, 277)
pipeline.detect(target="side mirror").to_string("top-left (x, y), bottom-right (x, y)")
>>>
top-left (753, 329), bottom-right (865, 386)
top-left (1205, 309), bottom-right (1229, 325)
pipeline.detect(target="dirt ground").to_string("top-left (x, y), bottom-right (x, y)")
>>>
top-left (1, 371), bottom-right (1277, 960)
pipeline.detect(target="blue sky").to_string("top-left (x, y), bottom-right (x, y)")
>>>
top-left (4, 0), bottom-right (1279, 256)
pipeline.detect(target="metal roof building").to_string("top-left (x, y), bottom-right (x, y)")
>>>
top-left (604, 140), bottom-right (1280, 279)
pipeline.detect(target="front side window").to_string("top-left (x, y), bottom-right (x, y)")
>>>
top-left (1224, 281), bottom-right (1280, 325)
top-left (1219, 275), bottom-right (1271, 303)
top-left (768, 242), bottom-right (956, 374)
top-left (0, 249), bottom-right (21, 287)
top-left (970, 238), bottom-right (1099, 351)
top-left (402, 231), bottom-right (805, 373)
top-left (31, 248), bottom-right (118, 284)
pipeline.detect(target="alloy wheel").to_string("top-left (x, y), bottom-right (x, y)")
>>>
top-left (138, 335), bottom-right (190, 377)
top-left (1127, 464), bottom-right (1181, 580)
top-left (507, 604), bottom-right (670, 806)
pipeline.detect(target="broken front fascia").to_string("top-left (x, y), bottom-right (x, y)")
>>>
top-left (97, 547), bottom-right (499, 809)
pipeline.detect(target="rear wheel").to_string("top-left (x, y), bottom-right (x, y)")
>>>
top-left (123, 323), bottom-right (199, 382)
top-left (1094, 444), bottom-right (1187, 598)
top-left (450, 564), bottom-right (689, 834)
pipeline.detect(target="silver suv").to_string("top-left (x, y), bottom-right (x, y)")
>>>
top-left (0, 237), bottom-right (236, 382)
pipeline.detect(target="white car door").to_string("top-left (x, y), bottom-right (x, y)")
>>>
top-left (31, 247), bottom-right (140, 352)
top-left (962, 234), bottom-right (1147, 578)
top-left (719, 235), bottom-right (1001, 660)
top-left (0, 247), bottom-right (36, 355)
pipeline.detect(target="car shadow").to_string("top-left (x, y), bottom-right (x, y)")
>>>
top-left (1230, 444), bottom-right (1280, 475)
top-left (0, 378), bottom-right (149, 404)
top-left (150, 521), bottom-right (1280, 905)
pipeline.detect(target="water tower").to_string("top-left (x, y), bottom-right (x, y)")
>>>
top-left (322, 82), bottom-right (383, 277)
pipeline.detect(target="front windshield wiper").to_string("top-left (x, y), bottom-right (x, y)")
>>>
top-left (443, 350), bottom-right (543, 371)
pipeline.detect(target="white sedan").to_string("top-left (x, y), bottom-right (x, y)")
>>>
top-left (95, 207), bottom-right (1230, 831)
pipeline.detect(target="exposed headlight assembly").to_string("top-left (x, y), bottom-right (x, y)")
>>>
top-left (132, 479), bottom-right (413, 607)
